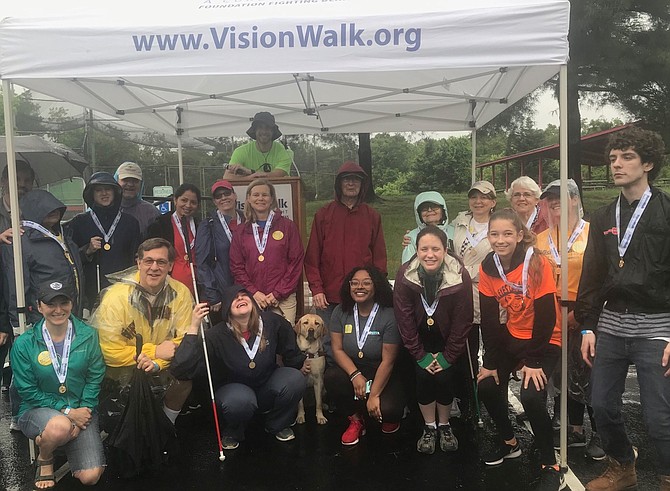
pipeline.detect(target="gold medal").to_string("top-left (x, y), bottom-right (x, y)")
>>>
top-left (258, 255), bottom-right (265, 262)
top-left (184, 254), bottom-right (189, 262)
top-left (272, 230), bottom-right (284, 241)
top-left (58, 384), bottom-right (67, 394)
top-left (37, 351), bottom-right (52, 366)
top-left (427, 317), bottom-right (434, 326)
top-left (103, 243), bottom-right (111, 251)
top-left (249, 360), bottom-right (256, 369)
top-left (358, 351), bottom-right (364, 359)
top-left (619, 258), bottom-right (624, 268)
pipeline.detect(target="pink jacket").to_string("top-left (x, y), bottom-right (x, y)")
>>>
top-left (230, 213), bottom-right (304, 300)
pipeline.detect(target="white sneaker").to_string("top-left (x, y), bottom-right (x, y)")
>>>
top-left (9, 420), bottom-right (20, 432)
top-left (450, 398), bottom-right (461, 419)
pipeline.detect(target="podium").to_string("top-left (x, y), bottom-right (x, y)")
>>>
top-left (227, 176), bottom-right (307, 317)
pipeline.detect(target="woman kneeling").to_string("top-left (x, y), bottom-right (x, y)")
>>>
top-left (11, 280), bottom-right (106, 489)
top-left (172, 285), bottom-right (307, 450)
top-left (325, 266), bottom-right (405, 445)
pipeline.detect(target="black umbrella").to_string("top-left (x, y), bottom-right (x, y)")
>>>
top-left (0, 135), bottom-right (91, 186)
top-left (107, 334), bottom-right (177, 478)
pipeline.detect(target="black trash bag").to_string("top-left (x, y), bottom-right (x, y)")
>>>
top-left (107, 334), bottom-right (177, 478)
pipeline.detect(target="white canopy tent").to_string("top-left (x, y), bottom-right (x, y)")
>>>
top-left (0, 0), bottom-right (574, 468)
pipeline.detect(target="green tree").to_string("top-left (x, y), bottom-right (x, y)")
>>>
top-left (407, 136), bottom-right (472, 193)
top-left (0, 89), bottom-right (46, 135)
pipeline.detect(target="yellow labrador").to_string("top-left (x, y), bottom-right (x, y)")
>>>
top-left (295, 314), bottom-right (328, 425)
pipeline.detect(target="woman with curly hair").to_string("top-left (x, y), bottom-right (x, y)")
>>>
top-left (324, 265), bottom-right (405, 446)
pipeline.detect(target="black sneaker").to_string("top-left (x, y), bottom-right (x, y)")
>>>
top-left (585, 432), bottom-right (606, 461)
top-left (552, 429), bottom-right (586, 449)
top-left (438, 424), bottom-right (458, 452)
top-left (416, 426), bottom-right (437, 455)
top-left (483, 441), bottom-right (522, 465)
top-left (537, 465), bottom-right (565, 491)
top-left (551, 411), bottom-right (561, 431)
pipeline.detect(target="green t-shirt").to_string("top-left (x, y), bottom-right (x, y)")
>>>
top-left (229, 140), bottom-right (292, 174)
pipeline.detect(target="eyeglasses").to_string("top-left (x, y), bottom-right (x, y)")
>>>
top-left (512, 192), bottom-right (535, 199)
top-left (419, 204), bottom-right (440, 213)
top-left (469, 194), bottom-right (493, 201)
top-left (350, 279), bottom-right (373, 288)
top-left (140, 258), bottom-right (170, 268)
top-left (213, 189), bottom-right (233, 199)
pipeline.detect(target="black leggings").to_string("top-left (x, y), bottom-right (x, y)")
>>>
top-left (478, 338), bottom-right (560, 466)
top-left (324, 364), bottom-right (405, 423)
top-left (415, 363), bottom-right (456, 406)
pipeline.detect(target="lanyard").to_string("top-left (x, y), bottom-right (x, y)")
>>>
top-left (42, 320), bottom-right (74, 387)
top-left (216, 210), bottom-right (234, 242)
top-left (525, 206), bottom-right (538, 231)
top-left (230, 318), bottom-right (263, 366)
top-left (353, 303), bottom-right (380, 354)
top-left (252, 210), bottom-right (275, 255)
top-left (89, 209), bottom-right (122, 244)
top-left (616, 188), bottom-right (651, 263)
top-left (547, 219), bottom-right (586, 266)
top-left (22, 221), bottom-right (68, 253)
top-left (172, 213), bottom-right (196, 251)
top-left (420, 294), bottom-right (439, 318)
top-left (493, 246), bottom-right (534, 297)
top-left (464, 218), bottom-right (488, 249)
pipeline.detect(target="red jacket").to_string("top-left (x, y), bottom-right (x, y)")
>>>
top-left (305, 200), bottom-right (387, 304)
top-left (230, 213), bottom-right (304, 300)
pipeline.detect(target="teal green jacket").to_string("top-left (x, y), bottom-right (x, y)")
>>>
top-left (11, 315), bottom-right (106, 417)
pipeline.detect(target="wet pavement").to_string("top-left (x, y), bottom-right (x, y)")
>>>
top-left (0, 368), bottom-right (656, 491)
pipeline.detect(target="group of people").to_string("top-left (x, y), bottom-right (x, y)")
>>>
top-left (0, 122), bottom-right (667, 491)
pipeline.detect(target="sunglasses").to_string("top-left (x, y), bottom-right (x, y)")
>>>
top-left (213, 189), bottom-right (234, 199)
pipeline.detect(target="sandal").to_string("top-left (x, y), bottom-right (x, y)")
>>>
top-left (34, 457), bottom-right (56, 490)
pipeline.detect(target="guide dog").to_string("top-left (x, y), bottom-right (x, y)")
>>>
top-left (295, 313), bottom-right (328, 424)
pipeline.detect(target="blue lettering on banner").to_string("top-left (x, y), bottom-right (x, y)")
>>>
top-left (132, 23), bottom-right (422, 53)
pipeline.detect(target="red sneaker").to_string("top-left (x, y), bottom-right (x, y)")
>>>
top-left (381, 422), bottom-right (400, 434)
top-left (341, 416), bottom-right (366, 445)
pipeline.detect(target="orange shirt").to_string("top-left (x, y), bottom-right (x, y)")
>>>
top-left (479, 253), bottom-right (561, 347)
top-left (171, 219), bottom-right (196, 294)
top-left (535, 222), bottom-right (589, 302)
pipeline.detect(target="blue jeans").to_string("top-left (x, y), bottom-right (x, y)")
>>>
top-left (18, 408), bottom-right (106, 472)
top-left (591, 332), bottom-right (670, 474)
top-left (215, 367), bottom-right (306, 441)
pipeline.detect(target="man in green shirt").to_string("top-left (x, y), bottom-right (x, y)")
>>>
top-left (224, 112), bottom-right (293, 179)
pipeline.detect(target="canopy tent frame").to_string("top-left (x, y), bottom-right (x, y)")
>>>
top-left (0, 0), bottom-right (573, 469)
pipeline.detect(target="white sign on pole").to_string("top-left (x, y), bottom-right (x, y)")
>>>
top-left (233, 183), bottom-right (294, 221)
top-left (153, 185), bottom-right (174, 197)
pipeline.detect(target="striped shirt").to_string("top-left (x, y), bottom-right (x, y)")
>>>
top-left (598, 308), bottom-right (670, 340)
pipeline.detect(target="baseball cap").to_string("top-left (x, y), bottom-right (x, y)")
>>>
top-left (38, 280), bottom-right (74, 303)
top-left (468, 180), bottom-right (497, 197)
top-left (540, 179), bottom-right (580, 199)
top-left (211, 179), bottom-right (234, 195)
top-left (117, 162), bottom-right (143, 181)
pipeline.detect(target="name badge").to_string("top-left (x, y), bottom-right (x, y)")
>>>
top-left (344, 324), bottom-right (353, 334)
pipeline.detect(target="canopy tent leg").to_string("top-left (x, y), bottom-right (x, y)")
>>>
top-left (558, 63), bottom-right (569, 469)
top-left (471, 128), bottom-right (477, 185)
top-left (2, 80), bottom-right (27, 333)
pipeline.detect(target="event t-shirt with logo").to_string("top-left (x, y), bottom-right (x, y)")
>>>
top-left (478, 253), bottom-right (561, 347)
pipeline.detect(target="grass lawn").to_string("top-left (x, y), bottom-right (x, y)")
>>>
top-left (305, 186), bottom-right (670, 280)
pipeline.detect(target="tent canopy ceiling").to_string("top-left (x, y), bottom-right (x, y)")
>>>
top-left (0, 0), bottom-right (569, 137)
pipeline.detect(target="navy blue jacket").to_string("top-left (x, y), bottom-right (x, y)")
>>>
top-left (194, 210), bottom-right (243, 305)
